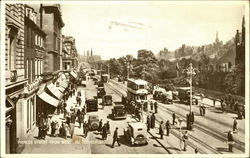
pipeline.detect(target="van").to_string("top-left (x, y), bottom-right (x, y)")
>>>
top-left (123, 122), bottom-right (148, 145)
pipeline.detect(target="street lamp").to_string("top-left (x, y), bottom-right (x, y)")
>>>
top-left (182, 63), bottom-right (199, 114)
top-left (178, 118), bottom-right (184, 151)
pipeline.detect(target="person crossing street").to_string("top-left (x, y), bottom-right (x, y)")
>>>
top-left (111, 127), bottom-right (120, 148)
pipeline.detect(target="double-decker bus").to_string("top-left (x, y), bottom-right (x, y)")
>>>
top-left (126, 79), bottom-right (148, 114)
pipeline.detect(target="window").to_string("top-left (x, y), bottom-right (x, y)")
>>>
top-left (27, 99), bottom-right (30, 130)
top-left (35, 59), bottom-right (37, 78)
top-left (35, 34), bottom-right (37, 45)
top-left (25, 59), bottom-right (29, 78)
top-left (30, 59), bottom-right (33, 83)
top-left (8, 28), bottom-right (18, 70)
top-left (33, 96), bottom-right (36, 123)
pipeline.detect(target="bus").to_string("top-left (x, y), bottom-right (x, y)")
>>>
top-left (101, 74), bottom-right (109, 83)
top-left (125, 79), bottom-right (148, 114)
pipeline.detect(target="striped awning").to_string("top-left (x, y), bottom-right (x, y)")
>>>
top-left (38, 91), bottom-right (59, 107)
top-left (70, 71), bottom-right (77, 78)
top-left (47, 83), bottom-right (63, 100)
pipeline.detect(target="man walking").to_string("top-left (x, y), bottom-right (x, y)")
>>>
top-left (146, 115), bottom-right (151, 131)
top-left (98, 119), bottom-right (103, 134)
top-left (165, 120), bottom-right (170, 136)
top-left (78, 112), bottom-right (84, 128)
top-left (233, 118), bottom-right (238, 132)
top-left (151, 113), bottom-right (156, 128)
top-left (227, 131), bottom-right (234, 152)
top-left (182, 131), bottom-right (188, 151)
top-left (111, 127), bottom-right (120, 148)
top-left (159, 121), bottom-right (164, 139)
top-left (154, 102), bottom-right (158, 113)
top-left (172, 112), bottom-right (177, 125)
top-left (70, 112), bottom-right (76, 138)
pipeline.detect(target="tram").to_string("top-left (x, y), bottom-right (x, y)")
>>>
top-left (101, 74), bottom-right (109, 83)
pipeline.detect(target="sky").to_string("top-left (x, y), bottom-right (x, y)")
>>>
top-left (61, 1), bottom-right (246, 60)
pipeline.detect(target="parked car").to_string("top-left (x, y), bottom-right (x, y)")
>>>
top-left (123, 122), bottom-right (148, 146)
top-left (97, 87), bottom-right (106, 98)
top-left (111, 105), bottom-right (126, 119)
top-left (88, 115), bottom-right (99, 130)
top-left (86, 99), bottom-right (98, 112)
top-left (102, 95), bottom-right (113, 106)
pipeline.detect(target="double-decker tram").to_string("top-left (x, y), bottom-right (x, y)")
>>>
top-left (126, 79), bottom-right (148, 114)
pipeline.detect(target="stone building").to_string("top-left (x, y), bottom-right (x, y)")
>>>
top-left (62, 35), bottom-right (78, 71)
top-left (5, 3), bottom-right (27, 154)
top-left (15, 4), bottom-right (47, 143)
top-left (40, 4), bottom-right (64, 73)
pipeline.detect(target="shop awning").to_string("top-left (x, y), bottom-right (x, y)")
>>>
top-left (60, 80), bottom-right (68, 89)
top-left (58, 86), bottom-right (65, 93)
top-left (47, 83), bottom-right (63, 100)
top-left (38, 91), bottom-right (59, 107)
top-left (70, 71), bottom-right (77, 78)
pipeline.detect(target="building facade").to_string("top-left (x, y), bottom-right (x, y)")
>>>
top-left (40, 4), bottom-right (64, 73)
top-left (62, 35), bottom-right (78, 71)
top-left (5, 3), bottom-right (27, 154)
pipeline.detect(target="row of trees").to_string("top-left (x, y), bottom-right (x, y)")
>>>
top-left (87, 40), bottom-right (244, 96)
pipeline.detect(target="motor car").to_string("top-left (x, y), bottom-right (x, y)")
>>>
top-left (86, 99), bottom-right (98, 112)
top-left (111, 104), bottom-right (126, 119)
top-left (102, 95), bottom-right (113, 106)
top-left (123, 122), bottom-right (148, 146)
top-left (88, 115), bottom-right (99, 130)
top-left (97, 87), bottom-right (106, 98)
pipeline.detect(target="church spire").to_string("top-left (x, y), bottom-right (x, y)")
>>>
top-left (215, 30), bottom-right (219, 43)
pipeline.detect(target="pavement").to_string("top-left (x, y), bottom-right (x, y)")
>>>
top-left (18, 88), bottom-right (89, 154)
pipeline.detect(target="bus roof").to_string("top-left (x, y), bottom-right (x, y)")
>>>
top-left (128, 78), bottom-right (147, 85)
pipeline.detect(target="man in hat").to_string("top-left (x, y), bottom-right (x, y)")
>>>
top-left (111, 127), bottom-right (120, 148)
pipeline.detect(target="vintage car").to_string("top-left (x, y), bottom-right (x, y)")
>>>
top-left (111, 105), bottom-right (126, 119)
top-left (88, 115), bottom-right (99, 130)
top-left (97, 87), bottom-right (106, 98)
top-left (178, 87), bottom-right (198, 105)
top-left (102, 95), bottom-right (113, 106)
top-left (123, 122), bottom-right (148, 146)
top-left (97, 81), bottom-right (104, 88)
top-left (86, 99), bottom-right (98, 112)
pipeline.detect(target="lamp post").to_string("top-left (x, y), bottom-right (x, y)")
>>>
top-left (182, 63), bottom-right (199, 114)
top-left (178, 118), bottom-right (184, 151)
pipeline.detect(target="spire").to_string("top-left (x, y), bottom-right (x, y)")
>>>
top-left (215, 30), bottom-right (219, 43)
top-left (242, 16), bottom-right (245, 43)
top-left (91, 48), bottom-right (93, 56)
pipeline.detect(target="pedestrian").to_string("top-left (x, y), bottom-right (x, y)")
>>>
top-left (70, 113), bottom-right (76, 138)
top-left (199, 105), bottom-right (203, 116)
top-left (221, 99), bottom-right (226, 112)
top-left (151, 113), bottom-right (156, 128)
top-left (146, 115), bottom-right (151, 131)
top-left (111, 127), bottom-right (120, 148)
top-left (60, 122), bottom-right (67, 139)
top-left (41, 121), bottom-right (48, 140)
top-left (165, 120), bottom-right (170, 136)
top-left (79, 97), bottom-right (82, 106)
top-left (195, 148), bottom-right (199, 154)
top-left (78, 112), bottom-right (84, 128)
top-left (98, 119), bottom-right (103, 133)
top-left (159, 121), bottom-right (164, 139)
top-left (234, 100), bottom-right (239, 111)
top-left (102, 124), bottom-right (107, 140)
top-left (227, 131), bottom-right (234, 152)
top-left (172, 112), bottom-right (177, 125)
top-left (106, 121), bottom-right (110, 134)
top-left (191, 112), bottom-right (194, 124)
top-left (182, 131), bottom-right (188, 151)
top-left (233, 118), bottom-right (238, 132)
top-left (150, 101), bottom-right (153, 111)
top-left (202, 105), bottom-right (206, 116)
top-left (37, 112), bottom-right (43, 139)
top-left (51, 120), bottom-right (56, 136)
top-left (83, 121), bottom-right (89, 137)
top-left (154, 102), bottom-right (158, 113)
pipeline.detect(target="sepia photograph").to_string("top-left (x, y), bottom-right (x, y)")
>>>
top-left (1, 0), bottom-right (249, 157)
